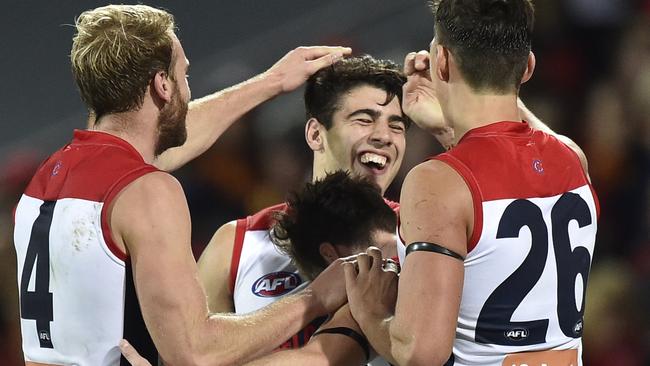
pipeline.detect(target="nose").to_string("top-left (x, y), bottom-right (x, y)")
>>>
top-left (369, 121), bottom-right (392, 147)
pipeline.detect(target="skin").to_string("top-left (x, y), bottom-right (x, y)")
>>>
top-left (197, 84), bottom-right (408, 317)
top-left (122, 231), bottom-right (399, 366)
top-left (343, 38), bottom-right (592, 366)
top-left (29, 22), bottom-right (354, 365)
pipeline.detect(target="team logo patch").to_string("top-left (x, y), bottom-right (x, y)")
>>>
top-left (252, 271), bottom-right (302, 297)
top-left (532, 159), bottom-right (544, 174)
top-left (504, 328), bottom-right (529, 341)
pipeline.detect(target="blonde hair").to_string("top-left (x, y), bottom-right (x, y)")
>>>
top-left (70, 4), bottom-right (175, 119)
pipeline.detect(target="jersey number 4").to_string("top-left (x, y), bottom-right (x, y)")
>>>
top-left (475, 192), bottom-right (592, 346)
top-left (20, 200), bottom-right (55, 348)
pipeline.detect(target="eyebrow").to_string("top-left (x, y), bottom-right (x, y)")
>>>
top-left (347, 109), bottom-right (405, 124)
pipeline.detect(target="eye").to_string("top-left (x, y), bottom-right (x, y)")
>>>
top-left (354, 118), bottom-right (373, 124)
top-left (390, 122), bottom-right (406, 132)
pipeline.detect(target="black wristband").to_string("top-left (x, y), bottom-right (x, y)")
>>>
top-left (406, 242), bottom-right (465, 261)
top-left (313, 326), bottom-right (370, 361)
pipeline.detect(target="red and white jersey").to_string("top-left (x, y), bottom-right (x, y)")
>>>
top-left (230, 199), bottom-right (399, 355)
top-left (398, 122), bottom-right (599, 366)
top-left (14, 130), bottom-right (160, 366)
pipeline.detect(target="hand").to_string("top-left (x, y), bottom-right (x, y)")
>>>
top-left (119, 340), bottom-right (152, 366)
top-left (402, 50), bottom-right (447, 134)
top-left (265, 46), bottom-right (352, 93)
top-left (307, 257), bottom-right (349, 315)
top-left (343, 247), bottom-right (398, 326)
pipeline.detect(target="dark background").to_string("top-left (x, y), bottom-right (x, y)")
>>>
top-left (1, 1), bottom-right (648, 364)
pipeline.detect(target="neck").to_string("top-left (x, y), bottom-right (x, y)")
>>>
top-left (93, 108), bottom-right (158, 164)
top-left (446, 85), bottom-right (521, 144)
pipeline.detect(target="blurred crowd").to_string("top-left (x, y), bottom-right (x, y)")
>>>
top-left (1, 1), bottom-right (648, 364)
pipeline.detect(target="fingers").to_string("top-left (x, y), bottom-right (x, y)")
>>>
top-left (297, 46), bottom-right (352, 60)
top-left (404, 50), bottom-right (431, 75)
top-left (342, 260), bottom-right (358, 286)
top-left (356, 246), bottom-right (384, 274)
top-left (307, 52), bottom-right (345, 73)
top-left (119, 339), bottom-right (151, 366)
top-left (367, 247), bottom-right (383, 272)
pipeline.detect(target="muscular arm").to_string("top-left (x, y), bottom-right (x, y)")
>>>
top-left (111, 172), bottom-right (344, 366)
top-left (389, 161), bottom-right (471, 366)
top-left (244, 304), bottom-right (368, 366)
top-left (197, 221), bottom-right (236, 313)
top-left (153, 46), bottom-right (351, 172)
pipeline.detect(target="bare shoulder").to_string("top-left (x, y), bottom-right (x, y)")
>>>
top-left (111, 171), bottom-right (190, 256)
top-left (198, 220), bottom-right (237, 276)
top-left (400, 159), bottom-right (473, 255)
top-left (401, 159), bottom-right (470, 203)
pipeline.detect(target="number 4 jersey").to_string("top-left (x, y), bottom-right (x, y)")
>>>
top-left (13, 130), bottom-right (160, 365)
top-left (397, 121), bottom-right (599, 366)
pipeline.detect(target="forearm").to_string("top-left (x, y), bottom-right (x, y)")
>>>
top-left (243, 346), bottom-right (330, 366)
top-left (197, 288), bottom-right (326, 365)
top-left (355, 314), bottom-right (396, 364)
top-left (155, 71), bottom-right (283, 171)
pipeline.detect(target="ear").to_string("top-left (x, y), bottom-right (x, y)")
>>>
top-left (305, 118), bottom-right (325, 152)
top-left (318, 242), bottom-right (339, 264)
top-left (152, 70), bottom-right (173, 103)
top-left (521, 51), bottom-right (536, 85)
top-left (434, 44), bottom-right (450, 82)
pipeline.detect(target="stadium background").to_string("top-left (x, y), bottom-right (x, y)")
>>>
top-left (0, 1), bottom-right (648, 364)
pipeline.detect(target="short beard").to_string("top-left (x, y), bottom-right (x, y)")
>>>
top-left (154, 84), bottom-right (188, 157)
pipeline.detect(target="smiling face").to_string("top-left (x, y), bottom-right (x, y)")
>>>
top-left (314, 85), bottom-right (406, 194)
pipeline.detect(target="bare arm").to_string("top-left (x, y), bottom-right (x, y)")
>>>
top-left (518, 99), bottom-right (590, 179)
top-left (197, 221), bottom-right (236, 313)
top-left (389, 161), bottom-right (471, 366)
top-left (244, 304), bottom-right (368, 366)
top-left (153, 46), bottom-right (351, 172)
top-left (344, 161), bottom-right (471, 366)
top-left (111, 172), bottom-right (347, 366)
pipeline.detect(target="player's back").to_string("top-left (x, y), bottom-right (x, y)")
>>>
top-left (435, 121), bottom-right (599, 366)
top-left (14, 130), bottom-right (158, 366)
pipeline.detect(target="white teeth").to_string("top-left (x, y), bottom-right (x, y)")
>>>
top-left (360, 152), bottom-right (387, 168)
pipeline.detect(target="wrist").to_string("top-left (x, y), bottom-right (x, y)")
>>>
top-left (299, 287), bottom-right (329, 319)
top-left (257, 69), bottom-right (285, 97)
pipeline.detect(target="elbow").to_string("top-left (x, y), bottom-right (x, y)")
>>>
top-left (390, 327), bottom-right (453, 366)
top-left (392, 342), bottom-right (453, 366)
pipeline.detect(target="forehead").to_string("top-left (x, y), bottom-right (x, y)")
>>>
top-left (170, 32), bottom-right (188, 65)
top-left (335, 85), bottom-right (402, 116)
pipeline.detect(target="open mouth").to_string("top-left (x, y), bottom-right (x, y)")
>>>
top-left (358, 152), bottom-right (389, 173)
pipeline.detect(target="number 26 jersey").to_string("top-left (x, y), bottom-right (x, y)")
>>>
top-left (398, 121), bottom-right (599, 366)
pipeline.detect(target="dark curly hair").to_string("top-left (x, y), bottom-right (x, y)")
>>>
top-left (271, 171), bottom-right (396, 280)
top-left (430, 0), bottom-right (535, 93)
top-left (304, 55), bottom-right (411, 130)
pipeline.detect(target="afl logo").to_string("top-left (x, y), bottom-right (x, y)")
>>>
top-left (532, 159), bottom-right (544, 174)
top-left (505, 328), bottom-right (529, 341)
top-left (252, 271), bottom-right (302, 297)
top-left (573, 319), bottom-right (583, 336)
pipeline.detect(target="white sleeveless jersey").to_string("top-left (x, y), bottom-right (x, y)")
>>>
top-left (13, 130), bottom-right (160, 365)
top-left (398, 122), bottom-right (599, 366)
top-left (230, 204), bottom-right (306, 315)
top-left (229, 200), bottom-right (399, 360)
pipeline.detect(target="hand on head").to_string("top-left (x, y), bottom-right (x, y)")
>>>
top-left (343, 246), bottom-right (399, 325)
top-left (267, 46), bottom-right (352, 93)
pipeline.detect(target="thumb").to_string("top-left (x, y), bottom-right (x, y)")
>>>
top-left (119, 339), bottom-right (151, 366)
